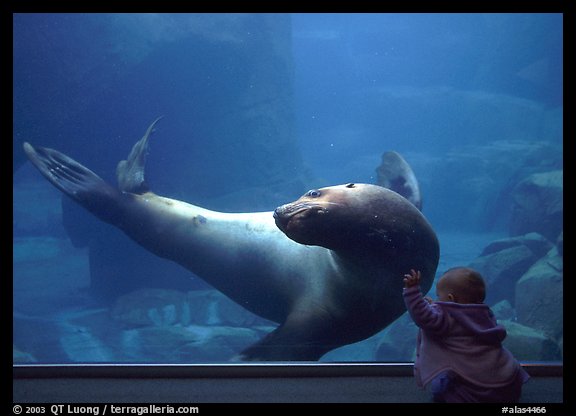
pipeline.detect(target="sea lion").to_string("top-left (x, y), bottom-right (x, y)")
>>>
top-left (376, 150), bottom-right (422, 210)
top-left (22, 119), bottom-right (439, 361)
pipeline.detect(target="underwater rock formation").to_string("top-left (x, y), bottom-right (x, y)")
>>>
top-left (419, 139), bottom-right (562, 233)
top-left (105, 288), bottom-right (280, 361)
top-left (479, 232), bottom-right (553, 257)
top-left (13, 174), bottom-right (64, 237)
top-left (373, 313), bottom-right (418, 362)
top-left (13, 237), bottom-right (65, 264)
top-left (510, 170), bottom-right (563, 241)
top-left (185, 290), bottom-right (275, 328)
top-left (515, 244), bottom-right (563, 341)
top-left (500, 320), bottom-right (561, 361)
top-left (111, 289), bottom-right (190, 327)
top-left (13, 345), bottom-right (36, 363)
top-left (491, 300), bottom-right (515, 321)
top-left (108, 288), bottom-right (280, 362)
top-left (15, 289), bottom-right (278, 363)
top-left (112, 288), bottom-right (274, 329)
top-left (462, 230), bottom-right (563, 362)
top-left (120, 325), bottom-right (264, 363)
top-left (467, 234), bottom-right (546, 306)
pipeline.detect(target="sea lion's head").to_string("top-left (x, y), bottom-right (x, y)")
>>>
top-left (274, 183), bottom-right (429, 255)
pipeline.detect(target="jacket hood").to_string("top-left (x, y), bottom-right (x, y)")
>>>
top-left (434, 301), bottom-right (506, 344)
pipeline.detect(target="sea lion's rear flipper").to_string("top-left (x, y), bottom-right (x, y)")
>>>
top-left (375, 150), bottom-right (422, 210)
top-left (23, 142), bottom-right (110, 198)
top-left (116, 116), bottom-right (163, 194)
top-left (23, 142), bottom-right (122, 224)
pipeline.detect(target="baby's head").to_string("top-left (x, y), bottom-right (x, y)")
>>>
top-left (436, 267), bottom-right (486, 304)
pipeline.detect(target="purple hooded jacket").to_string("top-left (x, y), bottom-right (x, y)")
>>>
top-left (403, 285), bottom-right (529, 389)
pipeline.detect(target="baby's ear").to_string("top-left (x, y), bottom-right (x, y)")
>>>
top-left (448, 294), bottom-right (455, 302)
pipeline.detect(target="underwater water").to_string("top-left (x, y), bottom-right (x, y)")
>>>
top-left (13, 13), bottom-right (563, 364)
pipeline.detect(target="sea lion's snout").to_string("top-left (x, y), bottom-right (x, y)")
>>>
top-left (273, 206), bottom-right (282, 219)
top-left (272, 204), bottom-right (295, 231)
top-left (274, 202), bottom-right (319, 220)
top-left (273, 204), bottom-right (292, 230)
top-left (274, 202), bottom-right (329, 236)
top-left (274, 203), bottom-right (299, 219)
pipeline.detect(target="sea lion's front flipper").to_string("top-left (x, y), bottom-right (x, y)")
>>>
top-left (235, 309), bottom-right (334, 361)
top-left (116, 116), bottom-right (163, 194)
top-left (23, 142), bottom-right (122, 224)
top-left (375, 150), bottom-right (422, 210)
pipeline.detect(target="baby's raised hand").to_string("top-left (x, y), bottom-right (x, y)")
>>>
top-left (403, 269), bottom-right (421, 288)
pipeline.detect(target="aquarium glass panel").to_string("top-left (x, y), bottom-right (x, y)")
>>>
top-left (13, 13), bottom-right (563, 365)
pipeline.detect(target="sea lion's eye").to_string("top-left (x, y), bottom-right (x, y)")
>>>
top-left (306, 189), bottom-right (321, 198)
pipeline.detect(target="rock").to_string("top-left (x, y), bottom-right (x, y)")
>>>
top-left (13, 239), bottom-right (90, 317)
top-left (13, 313), bottom-right (67, 362)
top-left (321, 331), bottom-right (381, 362)
top-left (515, 247), bottom-right (563, 340)
top-left (416, 139), bottom-right (561, 232)
top-left (13, 237), bottom-right (65, 263)
top-left (13, 344), bottom-right (36, 363)
top-left (186, 290), bottom-right (274, 328)
top-left (120, 325), bottom-right (263, 362)
top-left (111, 288), bottom-right (274, 329)
top-left (57, 308), bottom-right (123, 362)
top-left (111, 289), bottom-right (189, 327)
top-left (15, 293), bottom-right (276, 363)
top-left (468, 244), bottom-right (538, 306)
top-left (491, 300), bottom-right (515, 320)
top-left (59, 325), bottom-right (116, 362)
top-left (510, 170), bottom-right (563, 241)
top-left (374, 313), bottom-right (419, 361)
top-left (323, 311), bottom-right (423, 362)
top-left (500, 320), bottom-right (561, 361)
top-left (12, 171), bottom-right (65, 237)
top-left (480, 232), bottom-right (552, 257)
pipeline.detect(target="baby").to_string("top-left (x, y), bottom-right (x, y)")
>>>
top-left (403, 267), bottom-right (530, 403)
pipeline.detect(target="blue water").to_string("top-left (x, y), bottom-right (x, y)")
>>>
top-left (13, 13), bottom-right (563, 364)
